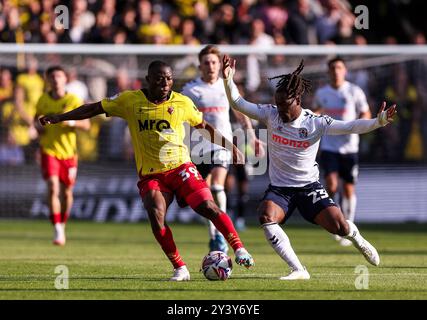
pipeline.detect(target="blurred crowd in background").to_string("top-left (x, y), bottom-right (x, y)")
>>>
top-left (1, 0), bottom-right (427, 167)
top-left (1, 0), bottom-right (426, 45)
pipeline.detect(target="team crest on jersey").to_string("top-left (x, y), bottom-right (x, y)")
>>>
top-left (167, 106), bottom-right (174, 115)
top-left (298, 128), bottom-right (308, 138)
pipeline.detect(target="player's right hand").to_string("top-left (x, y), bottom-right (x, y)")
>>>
top-left (222, 55), bottom-right (236, 80)
top-left (39, 114), bottom-right (61, 126)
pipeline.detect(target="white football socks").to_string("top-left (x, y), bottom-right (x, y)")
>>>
top-left (341, 195), bottom-right (357, 222)
top-left (262, 222), bottom-right (304, 271)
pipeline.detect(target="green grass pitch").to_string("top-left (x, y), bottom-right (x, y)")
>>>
top-left (0, 220), bottom-right (426, 300)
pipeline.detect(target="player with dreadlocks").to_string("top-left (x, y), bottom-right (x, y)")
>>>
top-left (222, 55), bottom-right (397, 280)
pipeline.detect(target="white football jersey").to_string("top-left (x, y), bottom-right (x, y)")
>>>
top-left (314, 81), bottom-right (369, 154)
top-left (258, 106), bottom-right (333, 187)
top-left (182, 77), bottom-right (233, 157)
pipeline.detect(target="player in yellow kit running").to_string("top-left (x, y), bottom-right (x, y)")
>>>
top-left (39, 61), bottom-right (254, 281)
top-left (33, 66), bottom-right (90, 246)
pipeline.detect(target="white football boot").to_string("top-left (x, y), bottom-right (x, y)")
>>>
top-left (279, 267), bottom-right (310, 280)
top-left (170, 265), bottom-right (191, 281)
top-left (53, 223), bottom-right (66, 246)
top-left (345, 220), bottom-right (380, 266)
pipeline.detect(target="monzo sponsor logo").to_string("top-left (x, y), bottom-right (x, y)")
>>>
top-left (138, 119), bottom-right (171, 131)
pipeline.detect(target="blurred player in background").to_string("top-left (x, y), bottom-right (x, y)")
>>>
top-left (223, 55), bottom-right (396, 280)
top-left (14, 56), bottom-right (45, 161)
top-left (39, 60), bottom-right (254, 281)
top-left (33, 66), bottom-right (90, 246)
top-left (182, 45), bottom-right (265, 253)
top-left (313, 57), bottom-right (371, 246)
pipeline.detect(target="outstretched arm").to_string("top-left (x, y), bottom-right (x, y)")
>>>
top-left (222, 55), bottom-right (267, 122)
top-left (194, 120), bottom-right (245, 164)
top-left (326, 102), bottom-right (397, 135)
top-left (39, 102), bottom-right (104, 126)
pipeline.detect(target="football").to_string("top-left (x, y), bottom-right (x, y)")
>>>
top-left (201, 251), bottom-right (233, 281)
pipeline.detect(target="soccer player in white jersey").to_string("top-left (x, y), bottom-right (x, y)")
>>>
top-left (313, 57), bottom-right (371, 246)
top-left (182, 45), bottom-right (265, 254)
top-left (222, 55), bottom-right (397, 280)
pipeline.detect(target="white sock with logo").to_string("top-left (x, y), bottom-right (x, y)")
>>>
top-left (262, 222), bottom-right (304, 271)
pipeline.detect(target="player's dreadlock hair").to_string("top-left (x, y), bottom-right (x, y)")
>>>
top-left (268, 60), bottom-right (311, 101)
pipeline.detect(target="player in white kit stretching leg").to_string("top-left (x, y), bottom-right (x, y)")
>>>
top-left (222, 55), bottom-right (396, 280)
top-left (313, 57), bottom-right (371, 246)
top-left (182, 45), bottom-right (265, 253)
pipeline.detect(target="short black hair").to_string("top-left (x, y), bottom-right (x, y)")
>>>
top-left (45, 65), bottom-right (66, 77)
top-left (268, 60), bottom-right (311, 100)
top-left (148, 60), bottom-right (171, 74)
top-left (327, 56), bottom-right (346, 68)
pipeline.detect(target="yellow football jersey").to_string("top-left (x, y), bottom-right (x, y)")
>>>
top-left (1, 100), bottom-right (35, 146)
top-left (16, 73), bottom-right (44, 107)
top-left (101, 90), bottom-right (203, 176)
top-left (36, 92), bottom-right (83, 159)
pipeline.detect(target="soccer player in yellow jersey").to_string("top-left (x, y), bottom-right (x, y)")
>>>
top-left (34, 66), bottom-right (90, 246)
top-left (39, 61), bottom-right (254, 281)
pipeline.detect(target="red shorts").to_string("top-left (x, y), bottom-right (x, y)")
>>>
top-left (41, 153), bottom-right (78, 187)
top-left (137, 162), bottom-right (213, 209)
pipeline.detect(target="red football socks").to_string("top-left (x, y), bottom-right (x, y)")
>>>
top-left (61, 212), bottom-right (69, 224)
top-left (50, 213), bottom-right (61, 225)
top-left (211, 212), bottom-right (244, 251)
top-left (153, 226), bottom-right (185, 269)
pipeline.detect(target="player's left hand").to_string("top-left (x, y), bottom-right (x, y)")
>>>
top-left (377, 101), bottom-right (397, 126)
top-left (222, 55), bottom-right (236, 80)
top-left (232, 145), bottom-right (245, 165)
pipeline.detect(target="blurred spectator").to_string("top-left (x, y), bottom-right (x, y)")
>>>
top-left (193, 1), bottom-right (214, 44)
top-left (412, 31), bottom-right (426, 45)
top-left (66, 67), bottom-right (89, 102)
top-left (120, 5), bottom-right (138, 43)
top-left (180, 18), bottom-right (200, 45)
top-left (138, 11), bottom-right (172, 44)
top-left (211, 4), bottom-right (238, 44)
top-left (0, 6), bottom-right (24, 43)
top-left (64, 67), bottom-right (102, 163)
top-left (0, 67), bottom-right (13, 105)
top-left (316, 0), bottom-right (353, 44)
top-left (137, 0), bottom-right (152, 26)
top-left (287, 0), bottom-right (319, 44)
top-left (260, 0), bottom-right (288, 38)
top-left (330, 11), bottom-right (356, 44)
top-left (0, 129), bottom-right (24, 166)
top-left (85, 10), bottom-right (114, 43)
top-left (168, 12), bottom-right (183, 44)
top-left (9, 56), bottom-right (44, 161)
top-left (72, 0), bottom-right (96, 32)
top-left (59, 13), bottom-right (86, 43)
top-left (100, 69), bottom-right (132, 161)
top-left (383, 63), bottom-right (419, 160)
top-left (245, 19), bottom-right (274, 93)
